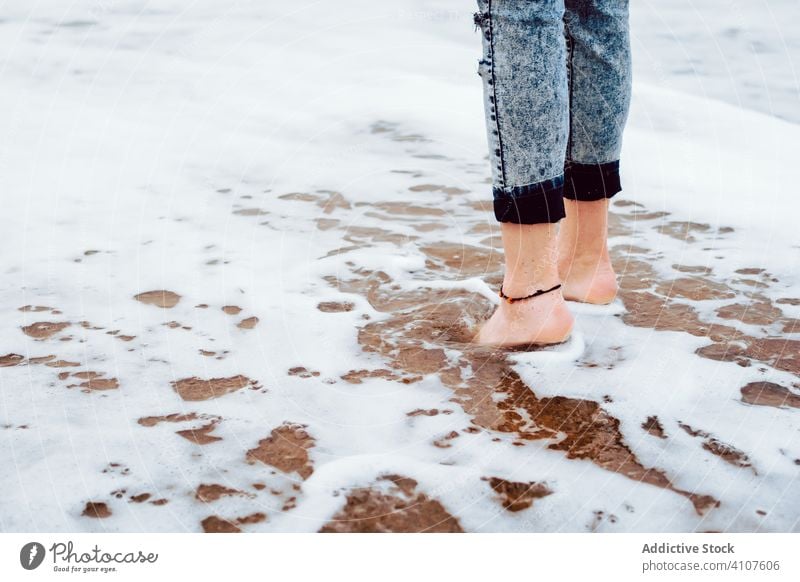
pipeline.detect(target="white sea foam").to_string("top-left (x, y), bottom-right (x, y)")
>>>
top-left (0, 0), bottom-right (797, 533)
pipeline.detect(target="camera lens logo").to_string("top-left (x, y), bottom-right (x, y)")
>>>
top-left (20, 542), bottom-right (46, 570)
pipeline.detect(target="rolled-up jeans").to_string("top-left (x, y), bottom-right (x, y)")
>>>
top-left (474, 0), bottom-right (632, 224)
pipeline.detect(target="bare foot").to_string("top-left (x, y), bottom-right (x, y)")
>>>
top-left (559, 251), bottom-right (618, 304)
top-left (558, 198), bottom-right (618, 305)
top-left (476, 290), bottom-right (574, 347)
top-left (477, 222), bottom-right (574, 347)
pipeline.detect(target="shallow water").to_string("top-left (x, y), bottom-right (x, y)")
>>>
top-left (0, 0), bottom-right (798, 533)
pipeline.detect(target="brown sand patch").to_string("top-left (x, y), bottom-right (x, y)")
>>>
top-left (621, 289), bottom-right (730, 337)
top-left (618, 287), bottom-right (798, 374)
top-left (75, 376), bottom-right (119, 391)
top-left (614, 257), bottom-right (659, 292)
top-left (372, 201), bottom-right (447, 217)
top-left (642, 416), bottom-right (668, 439)
top-left (201, 512), bottom-right (266, 533)
top-left (776, 297), bottom-right (800, 306)
top-left (138, 412), bottom-right (201, 427)
top-left (407, 409), bottom-right (447, 417)
top-left (672, 264), bottom-right (712, 275)
top-left (233, 208), bottom-right (268, 216)
top-left (137, 412), bottom-right (222, 444)
top-left (340, 369), bottom-right (420, 384)
top-left (679, 423), bottom-right (752, 469)
top-left (134, 290), bottom-right (181, 308)
top-left (623, 210), bottom-right (671, 221)
top-left (485, 477), bottom-right (552, 512)
top-left (177, 422), bottom-right (222, 445)
top-left (412, 222), bottom-right (449, 232)
top-left (658, 221), bottom-right (712, 243)
top-left (782, 318), bottom-right (800, 334)
top-left (317, 191), bottom-right (351, 214)
top-left (733, 278), bottom-right (769, 289)
top-left (408, 184), bottom-right (444, 192)
top-left (421, 242), bottom-right (500, 277)
top-left (468, 222), bottom-right (496, 235)
top-left (0, 354), bottom-right (25, 367)
top-left (740, 382), bottom-right (800, 409)
top-left (237, 316), bottom-right (259, 329)
top-left (316, 218), bottom-right (340, 230)
top-left (319, 474), bottom-right (463, 533)
top-left (222, 305), bottom-right (242, 315)
top-left (323, 244), bottom-right (369, 258)
top-left (46, 360), bottom-right (81, 368)
top-left (433, 431), bottom-right (459, 448)
top-left (341, 225), bottom-right (417, 246)
top-left (716, 301), bottom-right (782, 326)
top-left (21, 321), bottom-right (70, 339)
top-left (279, 192), bottom-right (321, 202)
top-left (19, 305), bottom-right (55, 312)
top-left (464, 200), bottom-right (492, 213)
top-left (245, 422), bottom-right (315, 480)
top-left (613, 200), bottom-right (644, 208)
top-left (82, 502), bottom-right (111, 518)
top-left (72, 371), bottom-right (103, 380)
top-left (742, 338), bottom-right (800, 375)
top-left (195, 484), bottom-right (247, 503)
top-left (288, 367), bottom-right (320, 378)
top-left (697, 336), bottom-right (800, 375)
top-left (655, 277), bottom-right (736, 301)
top-left (317, 301), bottom-right (355, 313)
top-left (201, 516), bottom-right (240, 533)
top-left (171, 375), bottom-right (258, 401)
top-left (442, 186), bottom-right (469, 195)
top-left (237, 512), bottom-right (266, 525)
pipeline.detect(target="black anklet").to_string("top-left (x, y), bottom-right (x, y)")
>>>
top-left (499, 283), bottom-right (562, 303)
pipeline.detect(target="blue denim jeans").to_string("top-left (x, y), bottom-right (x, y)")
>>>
top-left (474, 0), bottom-right (632, 224)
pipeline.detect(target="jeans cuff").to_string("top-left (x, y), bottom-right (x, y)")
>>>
top-left (492, 175), bottom-right (566, 224)
top-left (563, 160), bottom-right (622, 201)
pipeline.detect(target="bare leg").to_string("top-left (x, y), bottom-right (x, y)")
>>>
top-left (557, 198), bottom-right (618, 304)
top-left (477, 223), bottom-right (574, 346)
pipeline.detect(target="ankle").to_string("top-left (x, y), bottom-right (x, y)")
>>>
top-left (500, 274), bottom-right (562, 299)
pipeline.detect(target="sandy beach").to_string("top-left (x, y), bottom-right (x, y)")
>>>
top-left (1, 0), bottom-right (798, 532)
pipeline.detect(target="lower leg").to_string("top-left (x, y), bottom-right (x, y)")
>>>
top-left (477, 222), bottom-right (574, 346)
top-left (557, 198), bottom-right (617, 304)
top-left (557, 1), bottom-right (631, 305)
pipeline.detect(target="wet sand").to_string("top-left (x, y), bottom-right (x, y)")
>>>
top-left (3, 177), bottom-right (798, 532)
top-left (1, 1), bottom-right (798, 533)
